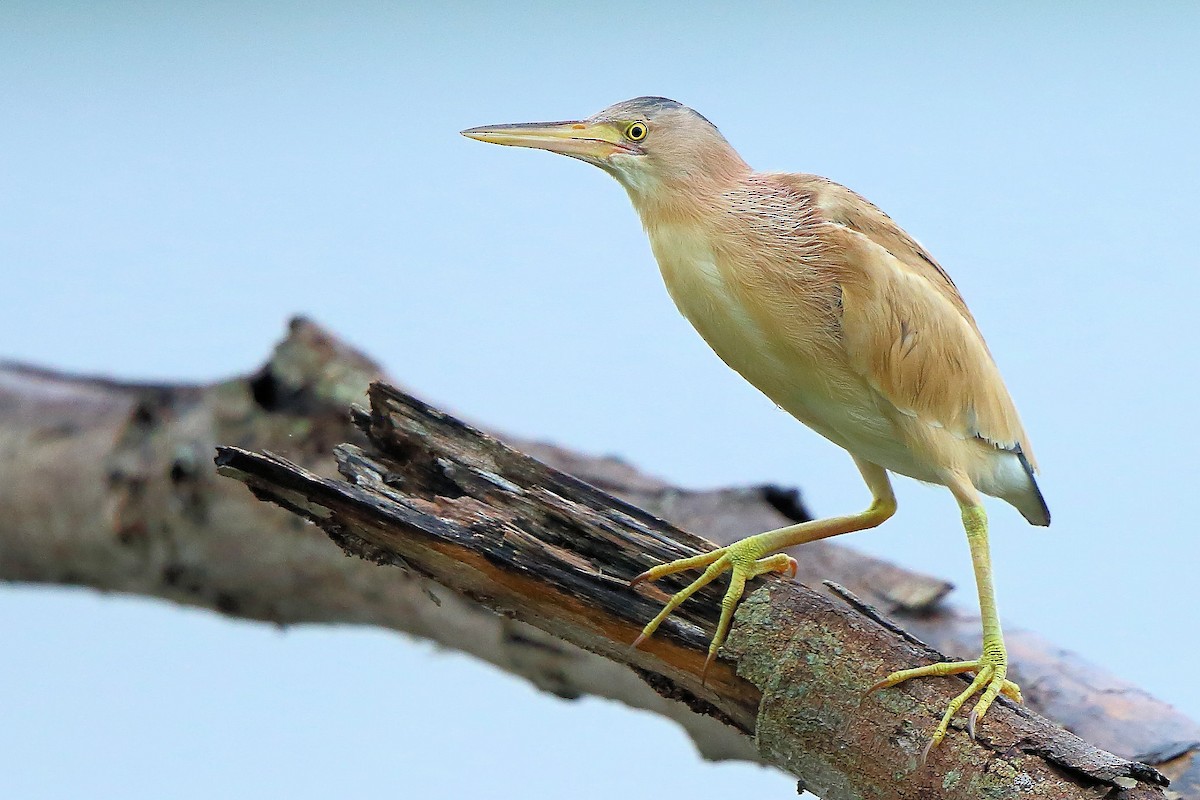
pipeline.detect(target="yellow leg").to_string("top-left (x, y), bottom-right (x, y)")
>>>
top-left (630, 458), bottom-right (896, 680)
top-left (868, 498), bottom-right (1020, 755)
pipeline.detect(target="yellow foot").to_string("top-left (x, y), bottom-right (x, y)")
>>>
top-left (868, 646), bottom-right (1022, 760)
top-left (629, 535), bottom-right (797, 682)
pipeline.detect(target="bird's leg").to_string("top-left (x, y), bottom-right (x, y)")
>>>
top-left (868, 500), bottom-right (1020, 756)
top-left (631, 460), bottom-right (896, 680)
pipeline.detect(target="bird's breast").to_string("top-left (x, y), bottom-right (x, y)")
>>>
top-left (647, 222), bottom-right (839, 409)
top-left (648, 224), bottom-right (771, 364)
top-left (647, 223), bottom-right (781, 373)
top-left (645, 220), bottom-right (916, 473)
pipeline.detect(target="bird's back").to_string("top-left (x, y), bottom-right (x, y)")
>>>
top-left (640, 172), bottom-right (1049, 525)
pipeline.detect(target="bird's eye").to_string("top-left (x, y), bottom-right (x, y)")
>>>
top-left (626, 121), bottom-right (648, 142)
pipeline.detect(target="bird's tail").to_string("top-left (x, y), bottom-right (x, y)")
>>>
top-left (1013, 449), bottom-right (1050, 527)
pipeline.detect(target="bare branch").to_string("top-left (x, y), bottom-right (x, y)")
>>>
top-left (2, 318), bottom-right (1197, 797)
top-left (217, 382), bottom-right (1164, 800)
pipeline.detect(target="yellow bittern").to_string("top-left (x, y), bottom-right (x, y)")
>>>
top-left (462, 97), bottom-right (1048, 751)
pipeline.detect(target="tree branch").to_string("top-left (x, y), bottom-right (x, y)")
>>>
top-left (216, 382), bottom-right (1166, 799)
top-left (2, 319), bottom-right (1196, 797)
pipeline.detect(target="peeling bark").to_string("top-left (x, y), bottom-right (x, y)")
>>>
top-left (216, 383), bottom-right (1167, 800)
top-left (1, 318), bottom-right (1197, 797)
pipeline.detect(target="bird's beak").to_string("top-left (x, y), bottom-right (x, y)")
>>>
top-left (460, 119), bottom-right (634, 161)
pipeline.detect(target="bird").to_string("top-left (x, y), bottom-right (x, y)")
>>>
top-left (461, 96), bottom-right (1048, 752)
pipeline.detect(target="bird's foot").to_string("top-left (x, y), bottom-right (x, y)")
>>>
top-left (868, 636), bottom-right (1020, 759)
top-left (629, 534), bottom-right (797, 682)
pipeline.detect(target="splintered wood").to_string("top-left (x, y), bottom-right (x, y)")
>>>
top-left (217, 382), bottom-right (1169, 800)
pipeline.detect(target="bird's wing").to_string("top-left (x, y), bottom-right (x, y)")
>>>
top-left (779, 174), bottom-right (1035, 465)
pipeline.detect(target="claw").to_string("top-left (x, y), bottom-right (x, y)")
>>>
top-left (701, 649), bottom-right (716, 685)
top-left (865, 676), bottom-right (892, 696)
top-left (629, 533), bottom-right (797, 678)
top-left (869, 641), bottom-right (1017, 753)
top-left (920, 736), bottom-right (936, 765)
top-left (629, 571), bottom-right (650, 588)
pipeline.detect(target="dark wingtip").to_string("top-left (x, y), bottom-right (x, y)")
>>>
top-left (1015, 446), bottom-right (1051, 527)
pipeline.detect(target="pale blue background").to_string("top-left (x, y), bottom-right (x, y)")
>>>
top-left (2, 3), bottom-right (1198, 798)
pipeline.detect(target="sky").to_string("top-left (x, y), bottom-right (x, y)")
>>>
top-left (2, 3), bottom-right (1199, 797)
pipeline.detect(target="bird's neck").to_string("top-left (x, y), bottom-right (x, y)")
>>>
top-left (624, 168), bottom-right (751, 231)
top-left (612, 139), bottom-right (752, 229)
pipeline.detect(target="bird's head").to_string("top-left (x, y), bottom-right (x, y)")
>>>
top-left (461, 97), bottom-right (748, 206)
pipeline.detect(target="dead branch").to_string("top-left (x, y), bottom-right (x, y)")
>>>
top-left (216, 383), bottom-right (1168, 799)
top-left (1, 318), bottom-right (1196, 797)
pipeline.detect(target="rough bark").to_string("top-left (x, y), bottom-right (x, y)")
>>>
top-left (216, 382), bottom-right (1166, 799)
top-left (1, 318), bottom-right (1197, 796)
